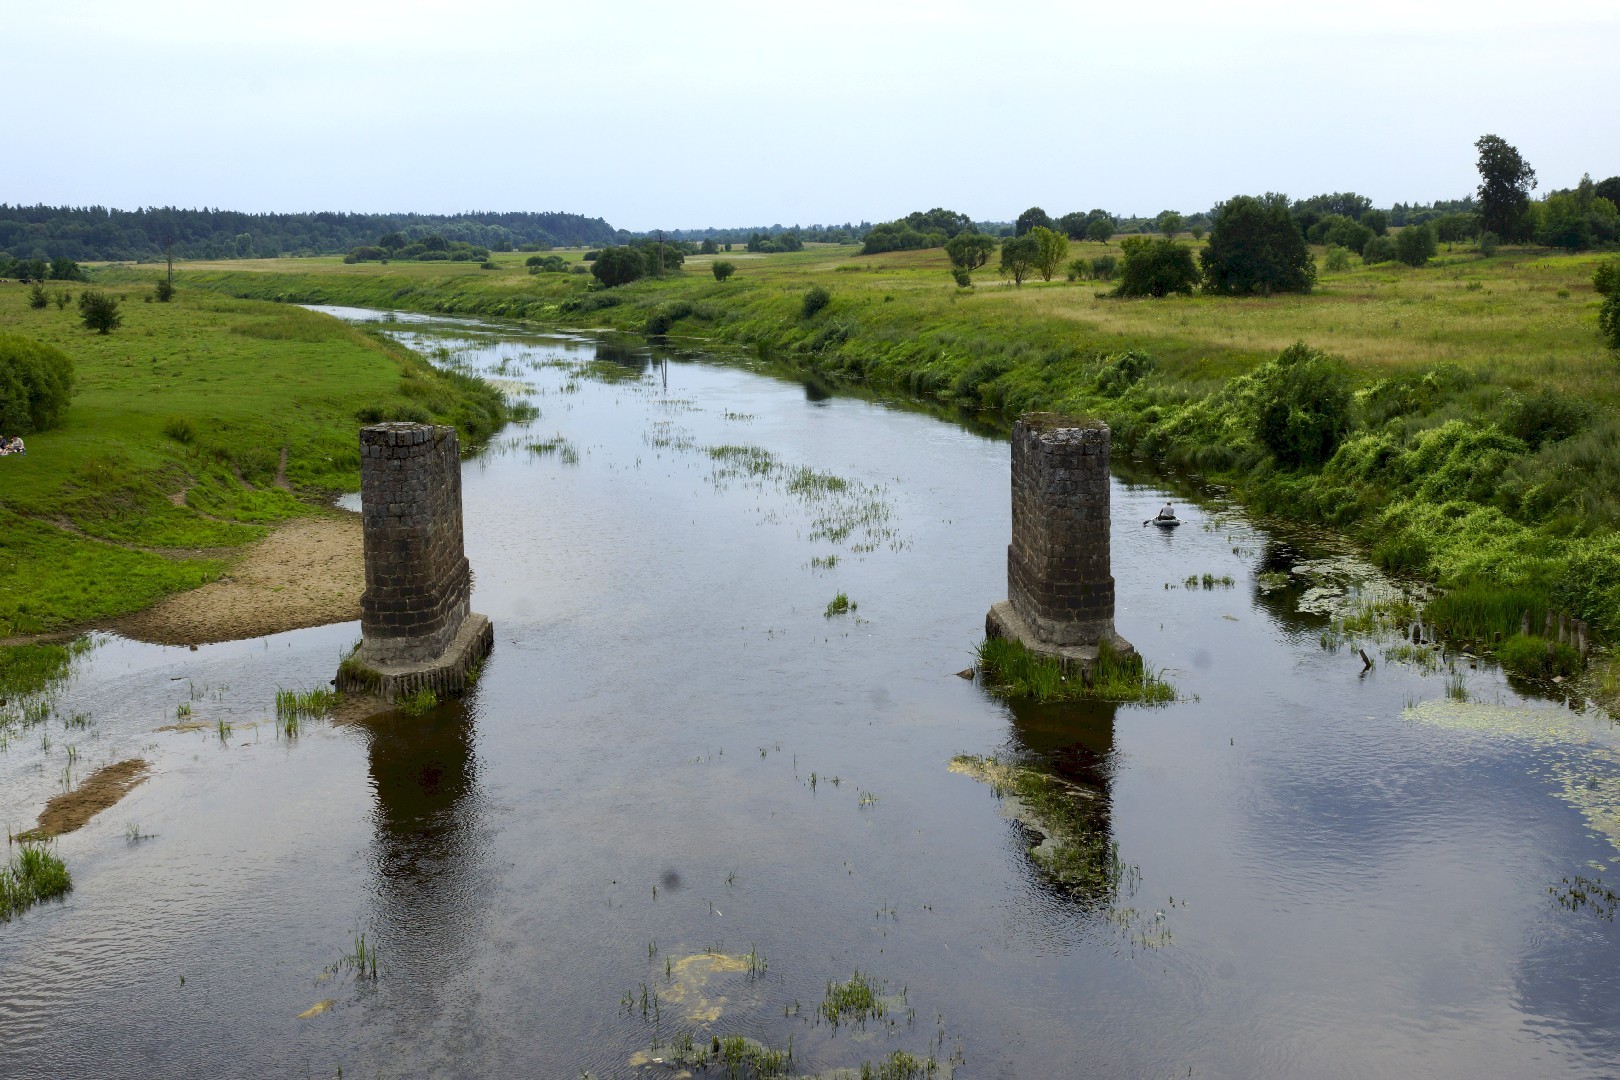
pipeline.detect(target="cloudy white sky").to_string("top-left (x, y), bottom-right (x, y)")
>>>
top-left (7, 1), bottom-right (1615, 230)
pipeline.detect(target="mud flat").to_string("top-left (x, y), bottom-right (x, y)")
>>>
top-left (114, 514), bottom-right (363, 646)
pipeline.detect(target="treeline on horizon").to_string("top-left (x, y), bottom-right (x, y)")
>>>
top-left (0, 206), bottom-right (624, 263)
top-left (636, 197), bottom-right (1491, 254)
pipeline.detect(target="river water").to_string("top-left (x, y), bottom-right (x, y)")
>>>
top-left (3, 308), bottom-right (1620, 1078)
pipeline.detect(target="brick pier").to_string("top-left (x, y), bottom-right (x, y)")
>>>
top-left (338, 423), bottom-right (492, 701)
top-left (986, 413), bottom-right (1134, 668)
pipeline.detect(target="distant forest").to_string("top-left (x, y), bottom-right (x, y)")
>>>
top-left (0, 206), bottom-right (625, 262)
top-left (0, 194), bottom-right (1511, 265)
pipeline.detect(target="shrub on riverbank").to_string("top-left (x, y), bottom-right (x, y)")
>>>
top-left (0, 333), bottom-right (75, 433)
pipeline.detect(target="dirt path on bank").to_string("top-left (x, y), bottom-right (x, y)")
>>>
top-left (114, 513), bottom-right (364, 647)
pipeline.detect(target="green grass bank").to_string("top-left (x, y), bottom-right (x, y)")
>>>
top-left (112, 244), bottom-right (1620, 652)
top-left (0, 282), bottom-right (509, 639)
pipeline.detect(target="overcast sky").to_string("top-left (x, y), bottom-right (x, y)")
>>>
top-left (7, 1), bottom-right (1615, 230)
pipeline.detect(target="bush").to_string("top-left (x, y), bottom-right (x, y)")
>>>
top-left (1595, 260), bottom-right (1620, 298)
top-left (1395, 223), bottom-right (1438, 267)
top-left (951, 266), bottom-right (972, 287)
top-left (643, 301), bottom-right (694, 335)
top-left (162, 415), bottom-right (195, 444)
top-left (1322, 245), bottom-right (1351, 272)
top-left (478, 261), bottom-right (497, 270)
top-left (153, 279), bottom-right (175, 302)
top-left (801, 286), bottom-right (831, 318)
top-left (1496, 633), bottom-right (1581, 680)
top-left (28, 283), bottom-right (48, 309)
top-left (711, 260), bottom-right (736, 282)
top-left (1094, 350), bottom-right (1156, 396)
top-left (1503, 387), bottom-right (1589, 449)
top-left (590, 247), bottom-right (646, 288)
top-left (1478, 231), bottom-right (1499, 257)
top-left (1064, 257), bottom-right (1090, 282)
top-left (1114, 237), bottom-right (1199, 297)
top-left (1249, 342), bottom-right (1353, 468)
top-left (1202, 193), bottom-right (1316, 295)
top-left (0, 333), bottom-right (76, 433)
top-left (1361, 235), bottom-right (1397, 265)
top-left (77, 290), bottom-right (121, 334)
top-left (1599, 293), bottom-right (1620, 351)
top-left (1090, 255), bottom-right (1117, 281)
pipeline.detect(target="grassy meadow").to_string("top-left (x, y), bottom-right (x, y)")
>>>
top-left (0, 283), bottom-right (508, 638)
top-left (100, 239), bottom-right (1620, 658)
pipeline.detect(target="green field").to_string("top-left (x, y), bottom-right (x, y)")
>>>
top-left (94, 241), bottom-right (1620, 658)
top-left (0, 283), bottom-right (508, 638)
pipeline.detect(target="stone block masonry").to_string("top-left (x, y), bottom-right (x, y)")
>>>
top-left (986, 413), bottom-right (1134, 666)
top-left (339, 423), bottom-right (492, 699)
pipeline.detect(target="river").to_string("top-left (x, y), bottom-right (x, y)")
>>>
top-left (3, 307), bottom-right (1619, 1078)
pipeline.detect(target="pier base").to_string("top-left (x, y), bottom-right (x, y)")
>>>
top-left (985, 600), bottom-right (1135, 674)
top-left (339, 613), bottom-right (493, 701)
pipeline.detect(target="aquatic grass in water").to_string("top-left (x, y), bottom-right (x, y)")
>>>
top-left (1496, 633), bottom-right (1581, 680)
top-left (820, 970), bottom-right (886, 1027)
top-left (704, 443), bottom-right (900, 552)
top-left (0, 841), bottom-right (72, 921)
top-left (825, 592), bottom-right (856, 617)
top-left (275, 687), bottom-right (336, 722)
top-left (1425, 584), bottom-right (1551, 643)
top-left (974, 637), bottom-right (1175, 705)
top-left (527, 435), bottom-right (580, 464)
top-left (397, 687), bottom-right (438, 716)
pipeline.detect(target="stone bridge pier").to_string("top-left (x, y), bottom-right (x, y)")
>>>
top-left (337, 422), bottom-right (493, 701)
top-left (986, 413), bottom-right (1134, 669)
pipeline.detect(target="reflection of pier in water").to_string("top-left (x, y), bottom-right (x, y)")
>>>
top-left (359, 703), bottom-right (492, 1016)
top-left (998, 697), bottom-right (1122, 910)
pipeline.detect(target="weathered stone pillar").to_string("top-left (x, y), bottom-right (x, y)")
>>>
top-left (986, 413), bottom-right (1134, 665)
top-left (339, 422), bottom-right (492, 700)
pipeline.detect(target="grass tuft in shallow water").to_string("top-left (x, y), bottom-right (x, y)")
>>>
top-left (397, 687), bottom-right (438, 716)
top-left (975, 636), bottom-right (1175, 704)
top-left (275, 687), bottom-right (336, 721)
top-left (0, 841), bottom-right (72, 921)
top-left (820, 970), bottom-right (886, 1027)
top-left (825, 592), bottom-right (856, 617)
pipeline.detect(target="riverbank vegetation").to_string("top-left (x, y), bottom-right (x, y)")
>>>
top-left (0, 282), bottom-right (512, 641)
top-left (152, 236), bottom-right (1620, 644)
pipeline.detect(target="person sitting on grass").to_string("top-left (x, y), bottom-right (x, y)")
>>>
top-left (2, 436), bottom-right (24, 456)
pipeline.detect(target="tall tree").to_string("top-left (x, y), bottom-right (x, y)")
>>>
top-left (1014, 207), bottom-right (1054, 237)
top-left (1029, 226), bottom-right (1069, 281)
top-left (1156, 211), bottom-right (1184, 239)
top-left (945, 231), bottom-right (995, 270)
top-left (1475, 134), bottom-right (1537, 242)
top-left (998, 234), bottom-right (1040, 285)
